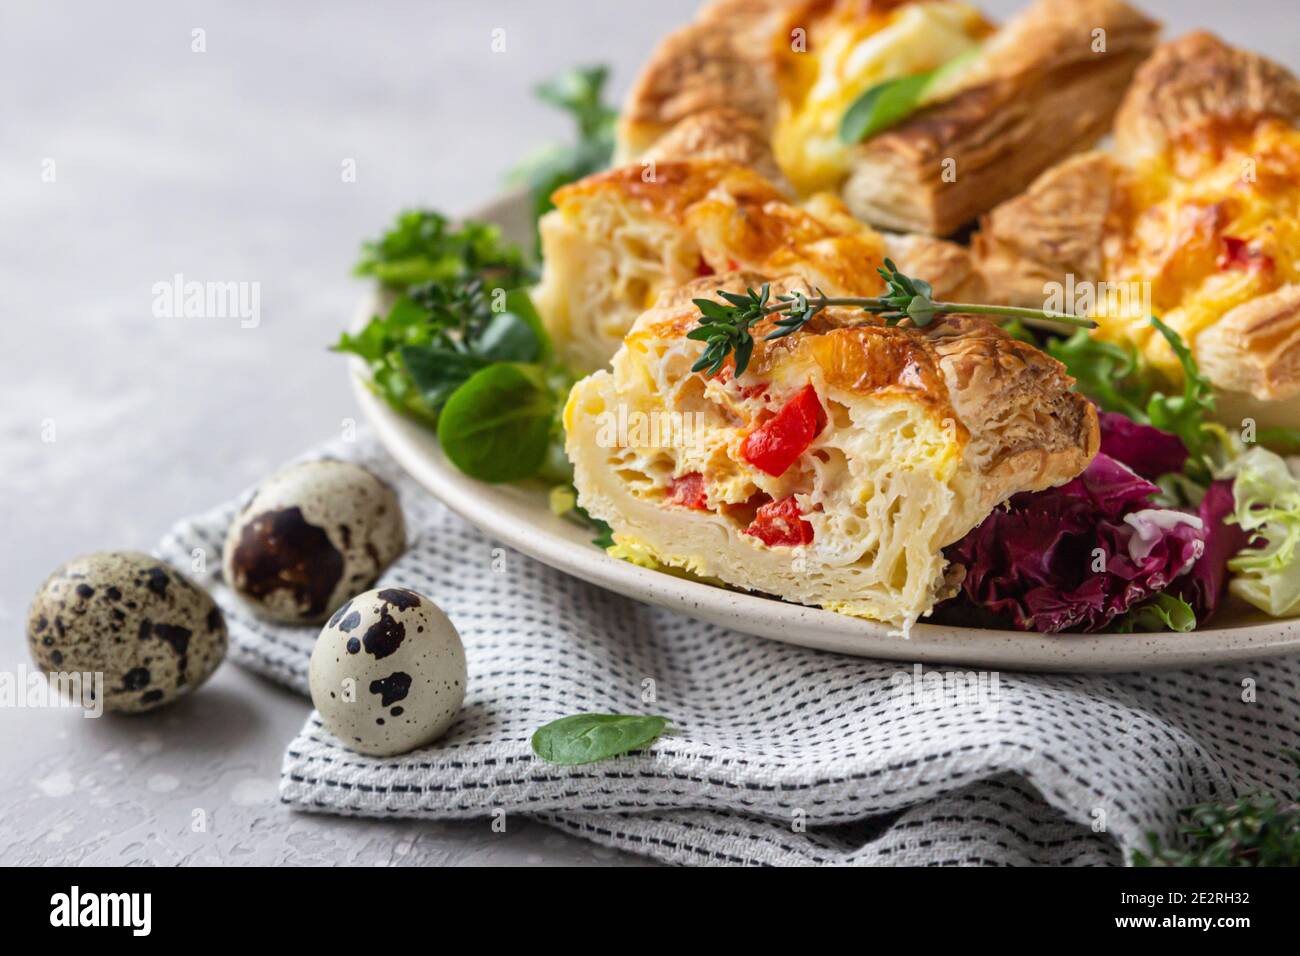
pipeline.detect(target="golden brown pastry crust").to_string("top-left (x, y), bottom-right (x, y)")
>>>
top-left (974, 32), bottom-right (1300, 406)
top-left (884, 232), bottom-right (988, 303)
top-left (639, 271), bottom-right (1099, 483)
top-left (1197, 287), bottom-right (1300, 403)
top-left (615, 0), bottom-right (789, 160)
top-left (843, 0), bottom-right (1158, 234)
top-left (537, 158), bottom-right (988, 371)
top-left (971, 151), bottom-right (1120, 307)
top-left (1114, 30), bottom-right (1300, 162)
top-left (620, 0), bottom-right (1157, 235)
top-left (641, 108), bottom-right (792, 192)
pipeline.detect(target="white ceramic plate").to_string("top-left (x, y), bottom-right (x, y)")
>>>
top-left (350, 191), bottom-right (1300, 672)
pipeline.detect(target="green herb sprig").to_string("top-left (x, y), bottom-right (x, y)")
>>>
top-left (688, 259), bottom-right (1095, 377)
top-left (353, 209), bottom-right (531, 290)
top-left (509, 65), bottom-right (617, 250)
top-left (337, 208), bottom-right (571, 484)
top-left (1133, 753), bottom-right (1300, 866)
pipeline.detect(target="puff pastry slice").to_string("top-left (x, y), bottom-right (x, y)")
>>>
top-left (565, 273), bottom-right (1098, 631)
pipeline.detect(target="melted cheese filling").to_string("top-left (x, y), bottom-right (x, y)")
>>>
top-left (1099, 120), bottom-right (1300, 376)
top-left (771, 0), bottom-right (988, 195)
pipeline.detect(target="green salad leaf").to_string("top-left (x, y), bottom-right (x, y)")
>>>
top-left (1048, 318), bottom-right (1219, 481)
top-left (1257, 427), bottom-right (1300, 454)
top-left (509, 65), bottom-right (617, 246)
top-left (1146, 316), bottom-right (1217, 462)
top-left (531, 713), bottom-right (669, 766)
top-left (337, 210), bottom-right (566, 471)
top-left (839, 49), bottom-right (980, 144)
top-left (1112, 593), bottom-right (1197, 633)
top-left (1046, 330), bottom-right (1150, 421)
top-left (840, 72), bottom-right (933, 144)
top-left (354, 209), bottom-right (531, 289)
top-left (550, 483), bottom-right (615, 547)
top-left (1224, 446), bottom-right (1300, 618)
top-left (437, 364), bottom-right (555, 482)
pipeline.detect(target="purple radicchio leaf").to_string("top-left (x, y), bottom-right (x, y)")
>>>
top-left (944, 453), bottom-right (1206, 633)
top-left (1170, 479), bottom-right (1253, 625)
top-left (1097, 408), bottom-right (1189, 481)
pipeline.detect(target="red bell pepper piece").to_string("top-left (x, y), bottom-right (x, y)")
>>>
top-left (742, 496), bottom-right (814, 546)
top-left (741, 384), bottom-right (826, 477)
top-left (667, 472), bottom-right (709, 510)
top-left (1219, 235), bottom-right (1274, 273)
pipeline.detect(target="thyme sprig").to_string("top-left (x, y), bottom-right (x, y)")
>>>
top-left (688, 259), bottom-right (1095, 376)
top-left (1133, 753), bottom-right (1300, 866)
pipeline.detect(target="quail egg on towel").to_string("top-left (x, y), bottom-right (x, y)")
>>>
top-left (27, 551), bottom-right (227, 713)
top-left (309, 587), bottom-right (466, 756)
top-left (223, 460), bottom-right (405, 624)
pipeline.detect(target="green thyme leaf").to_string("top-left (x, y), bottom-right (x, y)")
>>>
top-left (1133, 753), bottom-right (1300, 866)
top-left (687, 262), bottom-right (1089, 377)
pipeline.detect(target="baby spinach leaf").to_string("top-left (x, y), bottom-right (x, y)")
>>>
top-left (531, 713), bottom-right (669, 766)
top-left (473, 313), bottom-right (542, 363)
top-left (472, 290), bottom-right (550, 363)
top-left (437, 364), bottom-right (554, 482)
top-left (839, 49), bottom-right (981, 144)
top-left (503, 288), bottom-right (552, 362)
top-left (401, 346), bottom-right (489, 412)
top-left (840, 72), bottom-right (933, 144)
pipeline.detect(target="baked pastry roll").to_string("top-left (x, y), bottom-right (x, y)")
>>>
top-left (533, 159), bottom-right (984, 372)
top-left (565, 273), bottom-right (1099, 631)
top-left (973, 32), bottom-right (1300, 427)
top-left (617, 0), bottom-right (1158, 235)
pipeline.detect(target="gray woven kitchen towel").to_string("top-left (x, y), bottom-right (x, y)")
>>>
top-left (158, 430), bottom-right (1300, 866)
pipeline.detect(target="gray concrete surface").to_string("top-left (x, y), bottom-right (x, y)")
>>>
top-left (2, 0), bottom-right (1296, 866)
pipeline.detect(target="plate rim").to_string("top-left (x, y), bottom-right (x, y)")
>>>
top-left (348, 192), bottom-right (1300, 673)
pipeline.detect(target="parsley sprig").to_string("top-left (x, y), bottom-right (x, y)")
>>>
top-left (688, 259), bottom-right (1095, 376)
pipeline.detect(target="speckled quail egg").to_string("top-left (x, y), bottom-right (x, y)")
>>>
top-left (223, 460), bottom-right (405, 624)
top-left (27, 552), bottom-right (227, 713)
top-left (309, 587), bottom-right (466, 756)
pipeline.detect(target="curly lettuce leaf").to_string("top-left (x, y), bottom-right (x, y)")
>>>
top-left (354, 210), bottom-right (531, 290)
top-left (1113, 593), bottom-right (1197, 633)
top-left (1225, 447), bottom-right (1300, 617)
top-left (1047, 331), bottom-right (1149, 421)
top-left (1146, 316), bottom-right (1216, 464)
top-left (1050, 319), bottom-right (1217, 483)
